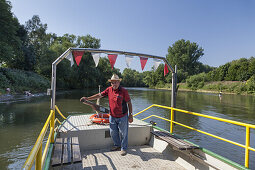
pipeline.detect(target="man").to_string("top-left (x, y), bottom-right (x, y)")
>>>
top-left (80, 74), bottom-right (133, 156)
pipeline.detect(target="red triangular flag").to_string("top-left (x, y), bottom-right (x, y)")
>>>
top-left (108, 54), bottom-right (118, 69)
top-left (72, 51), bottom-right (84, 66)
top-left (140, 57), bottom-right (148, 71)
top-left (164, 64), bottom-right (169, 76)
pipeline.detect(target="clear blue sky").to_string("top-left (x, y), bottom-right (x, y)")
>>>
top-left (9, 0), bottom-right (255, 72)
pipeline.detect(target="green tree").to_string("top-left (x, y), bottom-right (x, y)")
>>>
top-left (0, 0), bottom-right (22, 66)
top-left (166, 39), bottom-right (204, 76)
top-left (225, 58), bottom-right (250, 81)
top-left (122, 68), bottom-right (145, 87)
top-left (248, 57), bottom-right (255, 78)
top-left (25, 15), bottom-right (49, 73)
top-left (142, 71), bottom-right (153, 87)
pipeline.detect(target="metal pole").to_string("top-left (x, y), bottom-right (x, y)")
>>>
top-left (50, 64), bottom-right (57, 110)
top-left (245, 126), bottom-right (250, 168)
top-left (171, 65), bottom-right (177, 108)
top-left (171, 65), bottom-right (177, 131)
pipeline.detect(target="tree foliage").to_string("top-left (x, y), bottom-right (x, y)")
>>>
top-left (207, 57), bottom-right (255, 82)
top-left (166, 39), bottom-right (205, 76)
top-left (0, 0), bottom-right (22, 66)
top-left (122, 68), bottom-right (145, 87)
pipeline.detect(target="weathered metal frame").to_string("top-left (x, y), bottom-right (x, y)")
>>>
top-left (50, 48), bottom-right (177, 110)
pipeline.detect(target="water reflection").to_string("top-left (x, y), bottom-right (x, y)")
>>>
top-left (0, 88), bottom-right (254, 169)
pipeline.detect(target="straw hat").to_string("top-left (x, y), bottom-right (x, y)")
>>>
top-left (108, 74), bottom-right (122, 82)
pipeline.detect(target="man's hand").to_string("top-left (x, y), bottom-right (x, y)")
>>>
top-left (128, 114), bottom-right (133, 123)
top-left (80, 97), bottom-right (88, 102)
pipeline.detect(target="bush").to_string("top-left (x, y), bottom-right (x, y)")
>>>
top-left (246, 75), bottom-right (255, 93)
top-left (0, 72), bottom-right (10, 89)
top-left (0, 68), bottom-right (50, 93)
top-left (186, 73), bottom-right (207, 90)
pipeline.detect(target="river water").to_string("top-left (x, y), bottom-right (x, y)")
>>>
top-left (0, 88), bottom-right (254, 169)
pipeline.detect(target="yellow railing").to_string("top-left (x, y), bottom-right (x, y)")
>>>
top-left (134, 104), bottom-right (255, 169)
top-left (22, 105), bottom-right (66, 170)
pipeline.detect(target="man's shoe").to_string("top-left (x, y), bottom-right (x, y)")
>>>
top-left (120, 150), bottom-right (127, 156)
top-left (110, 146), bottom-right (121, 151)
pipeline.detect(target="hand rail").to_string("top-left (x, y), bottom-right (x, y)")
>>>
top-left (23, 105), bottom-right (66, 170)
top-left (134, 104), bottom-right (255, 168)
top-left (22, 110), bottom-right (54, 170)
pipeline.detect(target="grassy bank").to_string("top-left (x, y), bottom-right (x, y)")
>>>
top-left (0, 68), bottom-right (50, 95)
top-left (156, 81), bottom-right (255, 95)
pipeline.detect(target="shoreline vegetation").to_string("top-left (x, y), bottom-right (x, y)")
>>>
top-left (0, 68), bottom-right (50, 95)
top-left (155, 81), bottom-right (255, 96)
top-left (0, 68), bottom-right (253, 97)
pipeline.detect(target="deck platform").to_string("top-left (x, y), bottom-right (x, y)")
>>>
top-left (51, 145), bottom-right (185, 170)
top-left (58, 114), bottom-right (152, 150)
top-left (58, 114), bottom-right (150, 132)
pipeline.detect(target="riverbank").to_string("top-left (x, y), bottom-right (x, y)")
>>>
top-left (156, 81), bottom-right (255, 95)
top-left (0, 68), bottom-right (50, 95)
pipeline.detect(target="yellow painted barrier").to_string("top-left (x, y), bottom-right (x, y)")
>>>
top-left (23, 106), bottom-right (66, 169)
top-left (55, 105), bottom-right (67, 119)
top-left (135, 104), bottom-right (255, 168)
top-left (23, 110), bottom-right (54, 169)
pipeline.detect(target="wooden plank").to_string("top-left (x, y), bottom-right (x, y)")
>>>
top-left (72, 137), bottom-right (82, 163)
top-left (151, 131), bottom-right (199, 150)
top-left (51, 138), bottom-right (63, 166)
top-left (63, 137), bottom-right (72, 164)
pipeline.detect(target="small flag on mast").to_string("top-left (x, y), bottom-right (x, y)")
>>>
top-left (164, 63), bottom-right (169, 76)
top-left (66, 52), bottom-right (74, 67)
top-left (139, 57), bottom-right (148, 71)
top-left (72, 51), bottom-right (84, 66)
top-left (92, 53), bottom-right (101, 67)
top-left (153, 59), bottom-right (161, 71)
top-left (108, 54), bottom-right (118, 69)
top-left (125, 55), bottom-right (134, 68)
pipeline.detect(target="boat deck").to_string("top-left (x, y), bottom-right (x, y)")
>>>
top-left (53, 114), bottom-right (185, 169)
top-left (58, 114), bottom-right (149, 132)
top-left (51, 145), bottom-right (185, 170)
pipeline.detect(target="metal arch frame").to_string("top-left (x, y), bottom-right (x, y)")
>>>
top-left (50, 48), bottom-right (177, 110)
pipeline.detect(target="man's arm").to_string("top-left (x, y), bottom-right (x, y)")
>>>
top-left (80, 93), bottom-right (103, 102)
top-left (127, 100), bottom-right (133, 123)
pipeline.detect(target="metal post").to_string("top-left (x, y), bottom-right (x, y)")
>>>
top-left (35, 144), bottom-right (42, 170)
top-left (171, 65), bottom-right (177, 132)
top-left (170, 108), bottom-right (174, 133)
top-left (245, 126), bottom-right (250, 168)
top-left (50, 64), bottom-right (57, 110)
top-left (171, 66), bottom-right (177, 108)
top-left (50, 110), bottom-right (55, 143)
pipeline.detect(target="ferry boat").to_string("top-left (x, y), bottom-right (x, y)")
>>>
top-left (22, 48), bottom-right (255, 170)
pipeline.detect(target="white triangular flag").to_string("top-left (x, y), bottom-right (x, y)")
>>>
top-left (125, 55), bottom-right (134, 68)
top-left (66, 52), bottom-right (74, 67)
top-left (153, 59), bottom-right (161, 71)
top-left (92, 53), bottom-right (100, 67)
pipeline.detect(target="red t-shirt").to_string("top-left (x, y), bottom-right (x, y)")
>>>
top-left (101, 86), bottom-right (131, 118)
